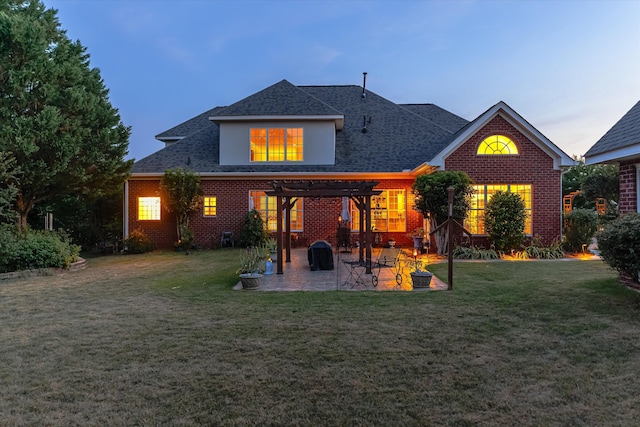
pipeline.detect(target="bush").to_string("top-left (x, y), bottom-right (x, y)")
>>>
top-left (563, 208), bottom-right (598, 253)
top-left (453, 245), bottom-right (499, 260)
top-left (239, 209), bottom-right (269, 248)
top-left (0, 225), bottom-right (80, 273)
top-left (596, 213), bottom-right (640, 284)
top-left (125, 228), bottom-right (155, 254)
top-left (514, 237), bottom-right (564, 259)
top-left (485, 191), bottom-right (526, 252)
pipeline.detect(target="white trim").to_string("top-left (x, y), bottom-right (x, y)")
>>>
top-left (585, 143), bottom-right (640, 165)
top-left (123, 181), bottom-right (129, 240)
top-left (430, 101), bottom-right (575, 170)
top-left (210, 114), bottom-right (345, 130)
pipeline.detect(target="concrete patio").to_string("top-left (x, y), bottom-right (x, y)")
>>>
top-left (234, 247), bottom-right (448, 291)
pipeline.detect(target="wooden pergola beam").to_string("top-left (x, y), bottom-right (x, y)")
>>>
top-left (265, 180), bottom-right (381, 275)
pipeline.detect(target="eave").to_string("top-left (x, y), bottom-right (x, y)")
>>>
top-left (585, 142), bottom-right (640, 165)
top-left (208, 114), bottom-right (345, 130)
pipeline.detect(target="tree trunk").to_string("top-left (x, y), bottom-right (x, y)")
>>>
top-left (430, 217), bottom-right (448, 255)
top-left (15, 195), bottom-right (33, 231)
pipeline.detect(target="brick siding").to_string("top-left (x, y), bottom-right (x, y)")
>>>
top-left (618, 161), bottom-right (638, 214)
top-left (127, 178), bottom-right (424, 250)
top-left (444, 115), bottom-right (563, 246)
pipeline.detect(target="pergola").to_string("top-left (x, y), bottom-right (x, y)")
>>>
top-left (265, 180), bottom-right (382, 275)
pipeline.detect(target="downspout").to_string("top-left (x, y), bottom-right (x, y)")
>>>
top-left (560, 167), bottom-right (570, 240)
top-left (636, 164), bottom-right (640, 213)
top-left (123, 180), bottom-right (129, 244)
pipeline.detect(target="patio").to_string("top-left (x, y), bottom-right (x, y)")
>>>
top-left (234, 247), bottom-right (448, 291)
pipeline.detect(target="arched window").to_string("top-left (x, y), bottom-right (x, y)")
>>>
top-left (477, 135), bottom-right (518, 155)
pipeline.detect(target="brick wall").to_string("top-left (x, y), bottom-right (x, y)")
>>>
top-left (127, 178), bottom-right (425, 250)
top-left (444, 115), bottom-right (563, 246)
top-left (619, 161), bottom-right (638, 214)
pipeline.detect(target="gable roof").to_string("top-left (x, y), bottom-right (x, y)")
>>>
top-left (429, 101), bottom-right (574, 170)
top-left (584, 100), bottom-right (640, 164)
top-left (133, 82), bottom-right (467, 175)
top-left (155, 106), bottom-right (224, 142)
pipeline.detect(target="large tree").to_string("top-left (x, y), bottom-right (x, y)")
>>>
top-left (0, 152), bottom-right (19, 223)
top-left (412, 171), bottom-right (474, 254)
top-left (0, 1), bottom-right (132, 228)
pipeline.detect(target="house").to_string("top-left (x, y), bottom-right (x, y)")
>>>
top-left (585, 100), bottom-right (640, 214)
top-left (125, 79), bottom-right (574, 252)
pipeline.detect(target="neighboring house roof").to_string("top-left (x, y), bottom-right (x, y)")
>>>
top-left (584, 100), bottom-right (640, 165)
top-left (133, 81), bottom-right (468, 175)
top-left (430, 101), bottom-right (575, 170)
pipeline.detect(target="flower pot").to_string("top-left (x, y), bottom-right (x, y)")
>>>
top-left (269, 250), bottom-right (278, 262)
top-left (239, 273), bottom-right (262, 290)
top-left (412, 236), bottom-right (424, 249)
top-left (410, 271), bottom-right (433, 288)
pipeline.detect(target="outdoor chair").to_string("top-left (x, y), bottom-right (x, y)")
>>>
top-left (342, 259), bottom-right (367, 288)
top-left (220, 231), bottom-right (234, 248)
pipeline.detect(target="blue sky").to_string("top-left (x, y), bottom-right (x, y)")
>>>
top-left (45, 0), bottom-right (640, 162)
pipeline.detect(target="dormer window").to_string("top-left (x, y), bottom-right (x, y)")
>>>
top-left (477, 135), bottom-right (518, 155)
top-left (250, 128), bottom-right (303, 162)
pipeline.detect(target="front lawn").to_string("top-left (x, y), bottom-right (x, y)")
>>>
top-left (1, 250), bottom-right (638, 426)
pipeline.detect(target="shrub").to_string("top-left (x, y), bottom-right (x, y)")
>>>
top-left (0, 225), bottom-right (80, 272)
top-left (515, 237), bottom-right (564, 259)
top-left (453, 245), bottom-right (499, 260)
top-left (485, 191), bottom-right (526, 252)
top-left (125, 228), bottom-right (155, 254)
top-left (239, 209), bottom-right (269, 248)
top-left (563, 208), bottom-right (598, 253)
top-left (596, 213), bottom-right (640, 284)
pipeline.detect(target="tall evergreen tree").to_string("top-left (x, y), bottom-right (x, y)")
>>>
top-left (0, 1), bottom-right (132, 228)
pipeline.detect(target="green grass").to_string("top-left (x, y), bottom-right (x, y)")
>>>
top-left (1, 249), bottom-right (639, 426)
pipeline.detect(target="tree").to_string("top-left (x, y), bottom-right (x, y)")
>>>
top-left (484, 191), bottom-right (526, 252)
top-left (0, 1), bottom-right (132, 229)
top-left (412, 171), bottom-right (474, 254)
top-left (0, 152), bottom-right (19, 223)
top-left (159, 168), bottom-right (203, 246)
top-left (239, 209), bottom-right (269, 248)
top-left (562, 157), bottom-right (618, 212)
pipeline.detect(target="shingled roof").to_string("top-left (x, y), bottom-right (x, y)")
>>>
top-left (133, 81), bottom-right (469, 174)
top-left (585, 100), bottom-right (640, 162)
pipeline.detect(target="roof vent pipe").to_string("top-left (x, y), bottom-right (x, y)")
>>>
top-left (361, 72), bottom-right (367, 98)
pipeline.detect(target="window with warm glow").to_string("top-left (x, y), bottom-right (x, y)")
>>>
top-left (477, 135), bottom-right (518, 155)
top-left (250, 191), bottom-right (303, 231)
top-left (465, 184), bottom-right (532, 234)
top-left (203, 196), bottom-right (217, 216)
top-left (350, 189), bottom-right (406, 232)
top-left (138, 197), bottom-right (160, 220)
top-left (250, 128), bottom-right (303, 162)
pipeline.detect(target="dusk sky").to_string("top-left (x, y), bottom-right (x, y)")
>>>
top-left (45, 0), bottom-right (640, 162)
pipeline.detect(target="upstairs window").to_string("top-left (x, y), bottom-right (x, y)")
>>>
top-left (477, 135), bottom-right (518, 155)
top-left (250, 128), bottom-right (303, 162)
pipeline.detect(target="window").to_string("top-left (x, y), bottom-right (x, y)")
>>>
top-left (250, 191), bottom-right (303, 232)
top-left (250, 128), bottom-right (303, 162)
top-left (350, 190), bottom-right (407, 232)
top-left (477, 135), bottom-right (518, 155)
top-left (138, 197), bottom-right (160, 220)
top-left (465, 184), bottom-right (532, 235)
top-left (203, 197), bottom-right (217, 217)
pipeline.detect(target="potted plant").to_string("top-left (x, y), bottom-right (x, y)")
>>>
top-left (237, 247), bottom-right (265, 290)
top-left (409, 255), bottom-right (432, 289)
top-left (265, 237), bottom-right (278, 262)
top-left (408, 227), bottom-right (425, 249)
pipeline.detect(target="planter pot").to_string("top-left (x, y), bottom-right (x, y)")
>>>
top-left (269, 250), bottom-right (278, 262)
top-left (410, 271), bottom-right (433, 288)
top-left (239, 273), bottom-right (262, 290)
top-left (388, 240), bottom-right (396, 248)
top-left (412, 236), bottom-right (425, 248)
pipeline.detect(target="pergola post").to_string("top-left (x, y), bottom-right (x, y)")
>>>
top-left (276, 195), bottom-right (283, 274)
top-left (365, 194), bottom-right (372, 274)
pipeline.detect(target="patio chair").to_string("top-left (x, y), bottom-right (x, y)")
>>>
top-left (342, 259), bottom-right (367, 288)
top-left (220, 231), bottom-right (234, 248)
